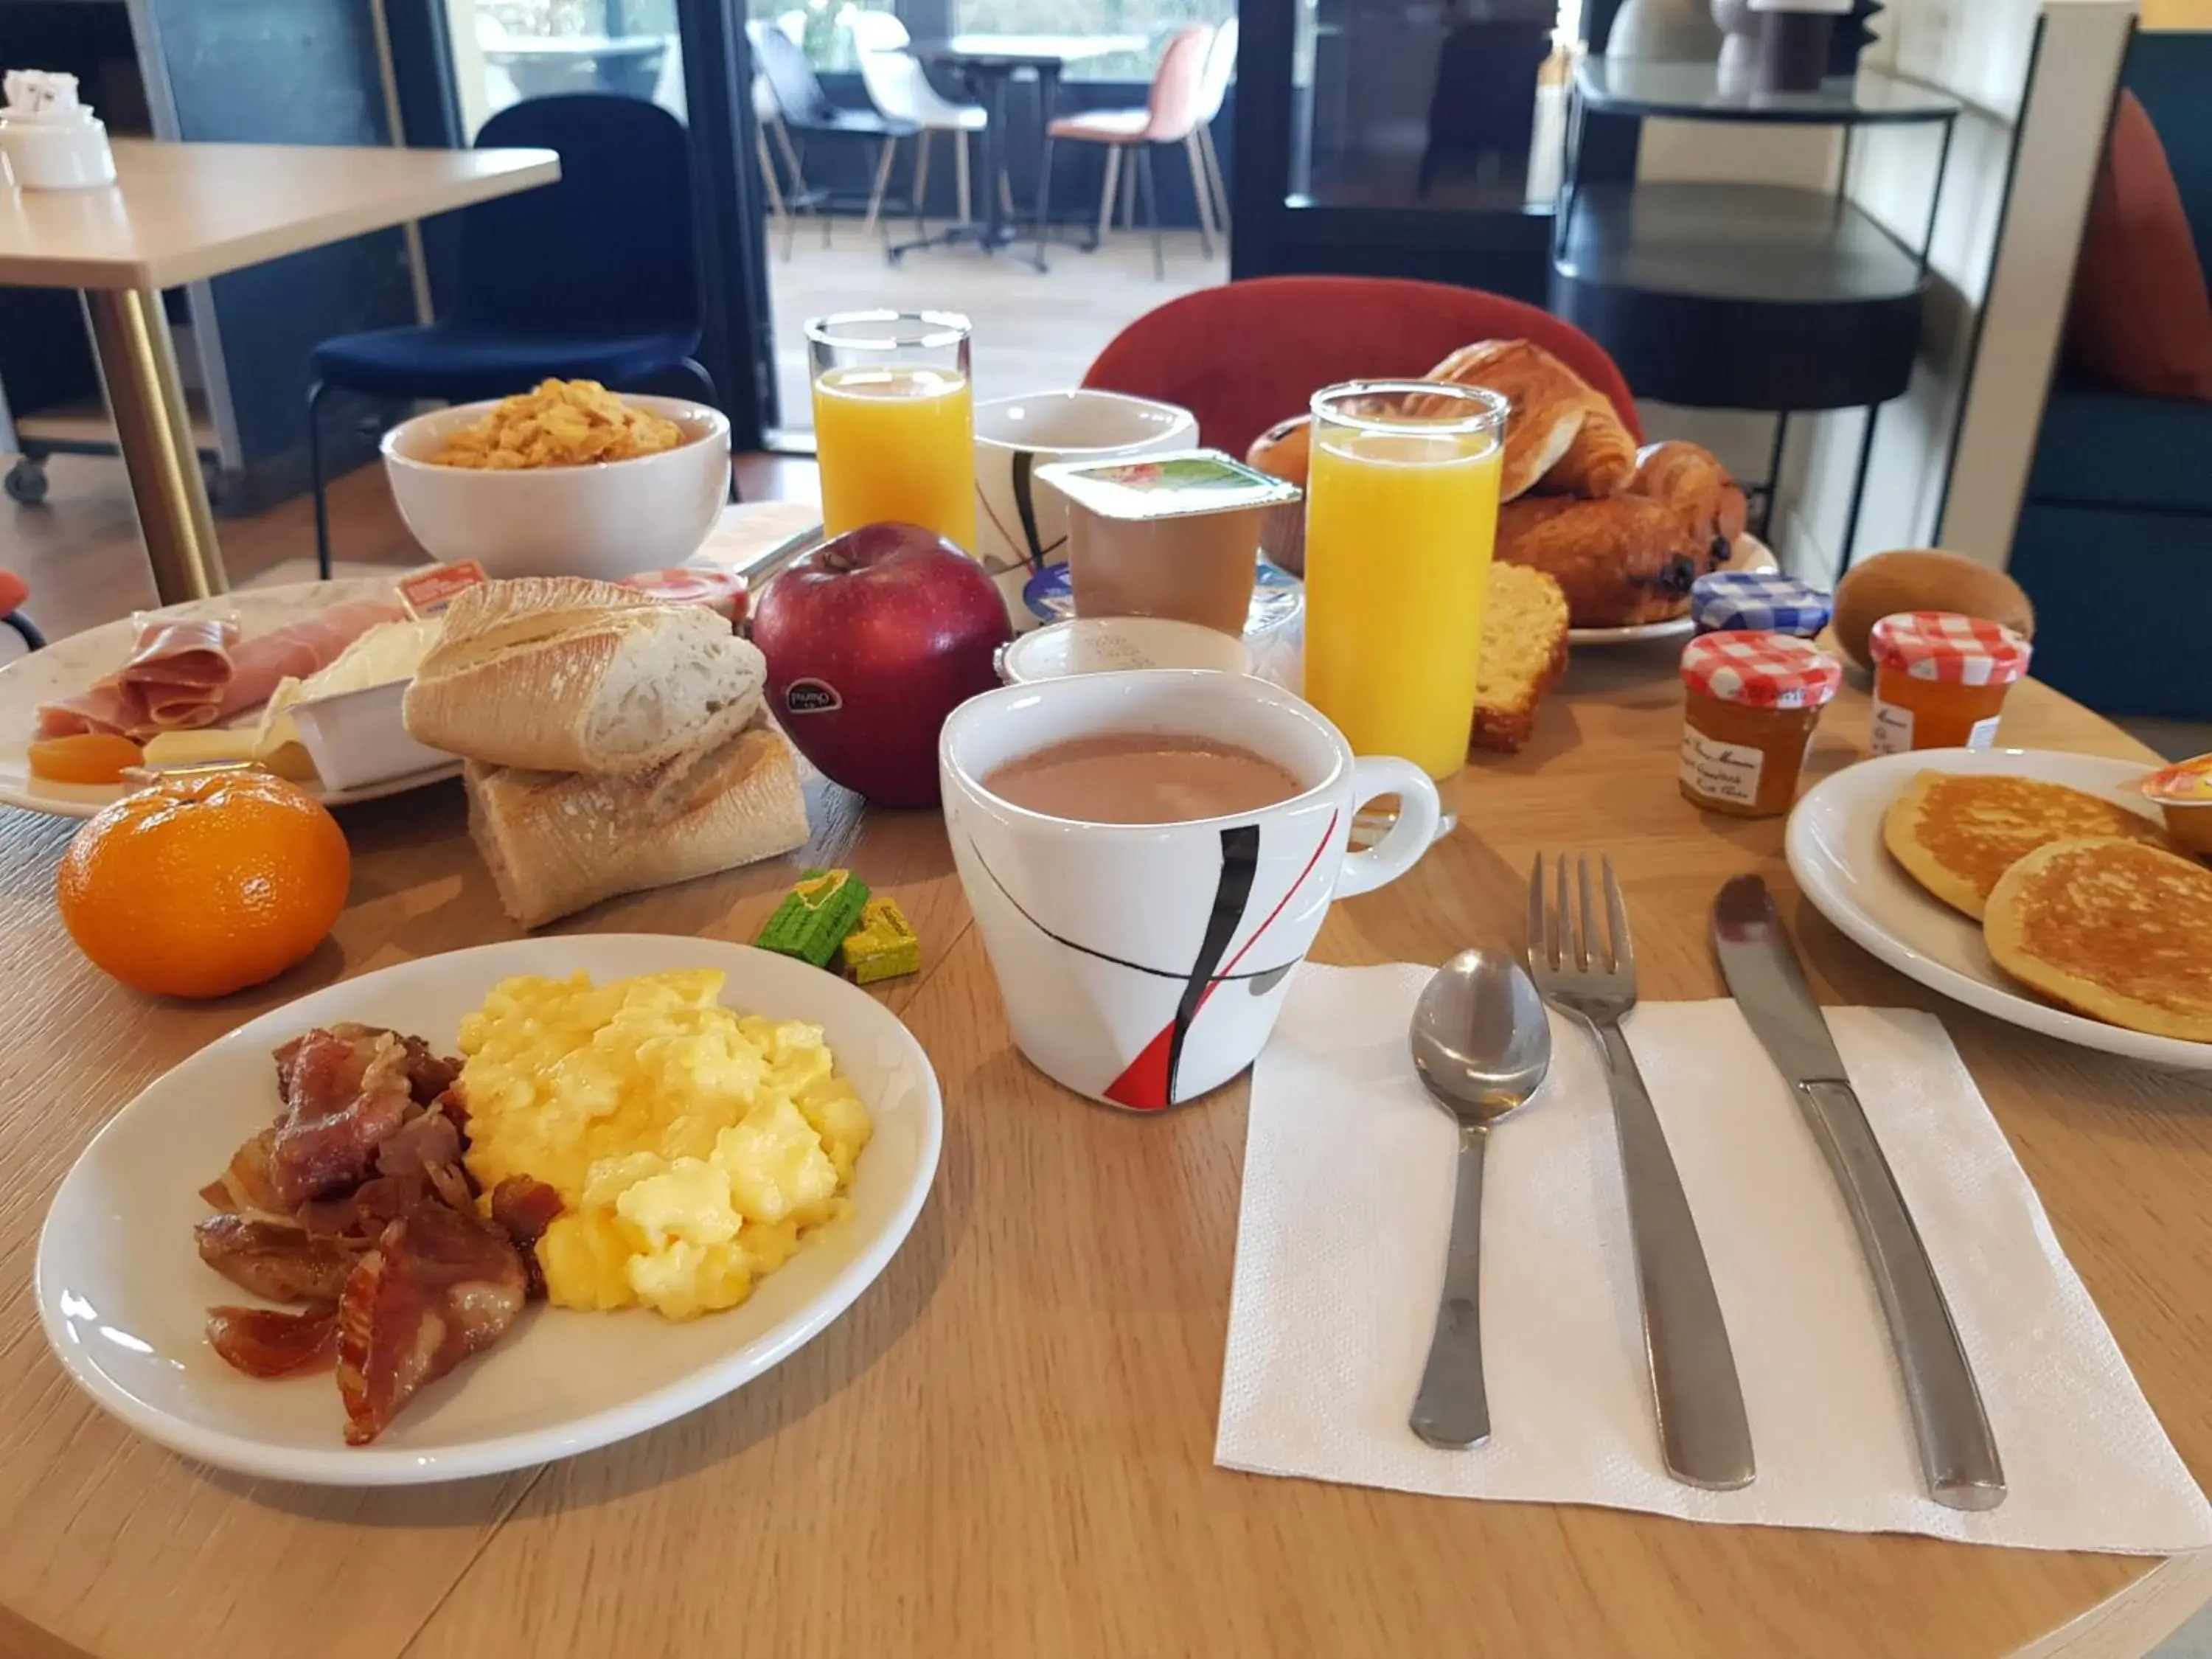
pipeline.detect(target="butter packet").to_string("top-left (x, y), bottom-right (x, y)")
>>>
top-left (839, 896), bottom-right (920, 985)
top-left (755, 869), bottom-right (870, 968)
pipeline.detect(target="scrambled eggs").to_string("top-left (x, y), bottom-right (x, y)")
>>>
top-left (456, 970), bottom-right (872, 1321)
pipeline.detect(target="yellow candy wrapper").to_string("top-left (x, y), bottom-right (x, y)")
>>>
top-left (840, 896), bottom-right (921, 985)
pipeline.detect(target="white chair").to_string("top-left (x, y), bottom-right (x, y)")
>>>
top-left (1192, 16), bottom-right (1235, 235)
top-left (846, 10), bottom-right (990, 230)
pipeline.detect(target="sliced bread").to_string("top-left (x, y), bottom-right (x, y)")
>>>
top-left (1471, 563), bottom-right (1569, 754)
top-left (405, 575), bottom-right (765, 775)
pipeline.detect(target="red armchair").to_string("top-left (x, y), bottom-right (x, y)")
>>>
top-left (1082, 276), bottom-right (1641, 463)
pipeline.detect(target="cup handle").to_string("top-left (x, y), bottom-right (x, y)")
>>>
top-left (1336, 756), bottom-right (1444, 899)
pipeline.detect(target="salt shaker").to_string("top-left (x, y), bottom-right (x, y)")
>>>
top-left (0, 70), bottom-right (117, 190)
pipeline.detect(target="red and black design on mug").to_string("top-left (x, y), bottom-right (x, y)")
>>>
top-left (940, 669), bottom-right (1443, 1110)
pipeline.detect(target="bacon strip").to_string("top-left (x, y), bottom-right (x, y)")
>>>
top-left (335, 1205), bottom-right (527, 1445)
top-left (266, 1028), bottom-right (418, 1208)
top-left (490, 1176), bottom-right (564, 1301)
top-left (195, 1214), bottom-right (364, 1304)
top-left (207, 1304), bottom-right (341, 1377)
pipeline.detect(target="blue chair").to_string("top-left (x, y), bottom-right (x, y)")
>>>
top-left (307, 94), bottom-right (719, 576)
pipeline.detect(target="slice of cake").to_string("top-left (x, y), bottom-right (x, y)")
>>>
top-left (1471, 564), bottom-right (1570, 755)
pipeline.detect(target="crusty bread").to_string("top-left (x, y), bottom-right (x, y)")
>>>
top-left (1413, 340), bottom-right (1585, 502)
top-left (1471, 564), bottom-right (1569, 754)
top-left (405, 576), bottom-right (765, 775)
top-left (464, 720), bottom-right (810, 928)
top-left (1985, 837), bottom-right (2212, 1041)
top-left (1495, 493), bottom-right (1704, 627)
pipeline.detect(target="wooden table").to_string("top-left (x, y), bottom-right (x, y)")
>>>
top-left (3, 644), bottom-right (2210, 1659)
top-left (0, 139), bottom-right (558, 605)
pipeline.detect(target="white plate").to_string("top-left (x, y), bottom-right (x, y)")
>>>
top-left (1786, 747), bottom-right (2212, 1072)
top-left (0, 578), bottom-right (462, 819)
top-left (35, 935), bottom-right (944, 1484)
top-left (1567, 533), bottom-right (1782, 646)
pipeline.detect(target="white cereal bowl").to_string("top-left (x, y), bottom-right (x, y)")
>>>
top-left (381, 394), bottom-right (730, 580)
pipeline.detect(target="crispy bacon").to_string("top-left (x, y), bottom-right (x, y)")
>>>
top-left (265, 1027), bottom-right (417, 1207)
top-left (198, 1127), bottom-right (286, 1214)
top-left (335, 1205), bottom-right (527, 1445)
top-left (195, 1214), bottom-right (364, 1303)
top-left (490, 1177), bottom-right (563, 1301)
top-left (206, 1303), bottom-right (340, 1377)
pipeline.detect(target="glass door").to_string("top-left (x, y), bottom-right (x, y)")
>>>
top-left (438, 0), bottom-right (777, 448)
top-left (1234, 0), bottom-right (1582, 304)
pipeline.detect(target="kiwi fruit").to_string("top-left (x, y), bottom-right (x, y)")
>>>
top-left (1832, 549), bottom-right (2035, 671)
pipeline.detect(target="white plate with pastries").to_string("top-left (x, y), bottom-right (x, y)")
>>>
top-left (36, 934), bottom-right (944, 1484)
top-left (1787, 746), bottom-right (2212, 1072)
top-left (1567, 533), bottom-right (1781, 646)
top-left (0, 577), bottom-right (460, 819)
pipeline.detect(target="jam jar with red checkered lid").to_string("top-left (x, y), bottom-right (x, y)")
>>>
top-left (1867, 610), bottom-right (2032, 755)
top-left (1678, 630), bottom-right (1843, 818)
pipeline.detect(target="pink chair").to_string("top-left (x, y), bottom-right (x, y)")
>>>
top-left (1043, 25), bottom-right (1216, 279)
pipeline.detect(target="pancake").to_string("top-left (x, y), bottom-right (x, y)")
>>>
top-left (1882, 771), bottom-right (2180, 919)
top-left (1985, 837), bottom-right (2212, 1042)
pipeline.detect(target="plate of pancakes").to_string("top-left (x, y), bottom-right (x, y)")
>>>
top-left (1788, 747), bottom-right (2212, 1071)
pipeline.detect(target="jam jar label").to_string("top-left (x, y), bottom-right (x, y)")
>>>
top-left (1964, 714), bottom-right (2001, 751)
top-left (1680, 728), bottom-right (1764, 807)
top-left (1871, 698), bottom-right (1913, 756)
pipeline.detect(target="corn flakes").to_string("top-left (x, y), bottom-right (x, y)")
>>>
top-left (431, 378), bottom-right (686, 469)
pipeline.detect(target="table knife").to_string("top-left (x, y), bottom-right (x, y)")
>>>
top-left (1712, 874), bottom-right (2006, 1513)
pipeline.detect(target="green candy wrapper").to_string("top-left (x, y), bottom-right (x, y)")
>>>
top-left (754, 869), bottom-right (870, 968)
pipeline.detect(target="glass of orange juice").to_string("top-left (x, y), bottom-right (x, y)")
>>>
top-left (1302, 380), bottom-right (1507, 781)
top-left (807, 309), bottom-right (977, 551)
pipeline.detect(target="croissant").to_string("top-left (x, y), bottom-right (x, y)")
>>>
top-left (1413, 339), bottom-right (1586, 503)
top-left (1629, 440), bottom-right (1747, 560)
top-left (1495, 493), bottom-right (1705, 627)
top-left (1541, 389), bottom-right (1638, 497)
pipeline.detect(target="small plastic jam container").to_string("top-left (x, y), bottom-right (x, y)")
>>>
top-left (2138, 754), bottom-right (2212, 856)
top-left (1690, 570), bottom-right (1832, 638)
top-left (1867, 611), bottom-right (2031, 755)
top-left (1679, 630), bottom-right (1843, 818)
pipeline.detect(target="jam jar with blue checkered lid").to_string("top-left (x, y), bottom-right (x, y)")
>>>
top-left (1689, 570), bottom-right (1834, 638)
top-left (1678, 630), bottom-right (1843, 817)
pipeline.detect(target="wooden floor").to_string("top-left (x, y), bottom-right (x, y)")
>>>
top-left (0, 453), bottom-right (820, 645)
top-left (762, 223), bottom-right (1225, 434)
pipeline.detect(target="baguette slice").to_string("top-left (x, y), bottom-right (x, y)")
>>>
top-left (465, 720), bottom-right (810, 928)
top-left (405, 576), bottom-right (765, 775)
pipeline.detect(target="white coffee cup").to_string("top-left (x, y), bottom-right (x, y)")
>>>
top-left (972, 389), bottom-right (1197, 629)
top-left (940, 669), bottom-right (1444, 1111)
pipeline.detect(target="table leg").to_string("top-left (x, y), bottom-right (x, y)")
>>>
top-left (82, 287), bottom-right (226, 602)
top-left (980, 68), bottom-right (1011, 246)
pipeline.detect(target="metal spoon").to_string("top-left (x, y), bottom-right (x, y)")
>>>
top-left (1408, 949), bottom-right (1553, 1449)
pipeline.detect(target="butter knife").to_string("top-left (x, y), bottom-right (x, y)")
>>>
top-left (1712, 875), bottom-right (2006, 1512)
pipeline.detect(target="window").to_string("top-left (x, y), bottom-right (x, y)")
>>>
top-left (448, 0), bottom-right (688, 136)
top-left (950, 0), bottom-right (1236, 79)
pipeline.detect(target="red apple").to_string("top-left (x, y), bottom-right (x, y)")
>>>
top-left (751, 522), bottom-right (1012, 808)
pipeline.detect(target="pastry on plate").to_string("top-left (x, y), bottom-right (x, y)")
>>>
top-left (1495, 493), bottom-right (1705, 627)
top-left (1470, 564), bottom-right (1569, 755)
top-left (1984, 836), bottom-right (2212, 1041)
top-left (1883, 771), bottom-right (2181, 919)
top-left (1412, 339), bottom-right (1586, 502)
top-left (1540, 384), bottom-right (1638, 498)
top-left (1630, 440), bottom-right (1747, 558)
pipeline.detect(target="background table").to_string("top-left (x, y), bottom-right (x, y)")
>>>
top-left (0, 140), bottom-right (558, 605)
top-left (2, 643), bottom-right (2210, 1658)
top-left (889, 35), bottom-right (1149, 271)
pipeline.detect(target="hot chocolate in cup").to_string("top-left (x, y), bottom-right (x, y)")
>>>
top-left (1038, 450), bottom-right (1301, 640)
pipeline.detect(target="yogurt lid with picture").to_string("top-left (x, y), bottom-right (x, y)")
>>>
top-left (998, 616), bottom-right (1253, 684)
top-left (1868, 611), bottom-right (2032, 686)
top-left (1680, 630), bottom-right (1842, 710)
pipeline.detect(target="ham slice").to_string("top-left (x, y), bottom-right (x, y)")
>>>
top-left (35, 597), bottom-right (407, 740)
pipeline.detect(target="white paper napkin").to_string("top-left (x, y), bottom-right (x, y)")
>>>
top-left (1216, 964), bottom-right (2212, 1551)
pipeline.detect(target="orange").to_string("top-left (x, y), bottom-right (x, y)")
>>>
top-left (29, 733), bottom-right (144, 785)
top-left (57, 770), bottom-right (351, 998)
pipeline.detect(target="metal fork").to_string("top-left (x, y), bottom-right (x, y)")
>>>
top-left (1527, 852), bottom-right (1756, 1492)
